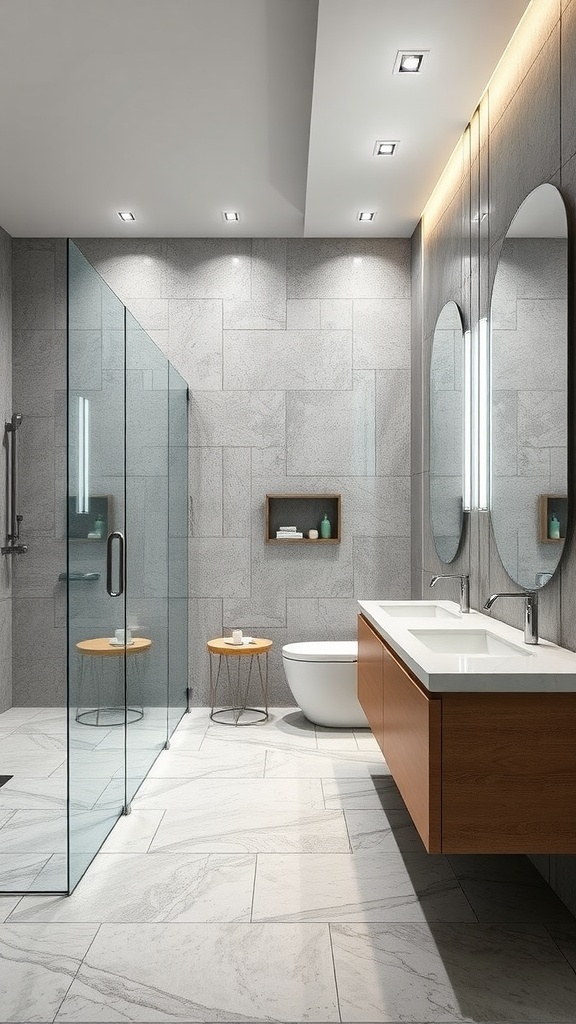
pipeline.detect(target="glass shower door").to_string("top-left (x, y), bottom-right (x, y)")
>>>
top-left (124, 311), bottom-right (169, 805)
top-left (67, 242), bottom-right (127, 890)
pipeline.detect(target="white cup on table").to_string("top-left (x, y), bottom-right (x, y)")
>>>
top-left (115, 628), bottom-right (132, 644)
top-left (232, 629), bottom-right (243, 644)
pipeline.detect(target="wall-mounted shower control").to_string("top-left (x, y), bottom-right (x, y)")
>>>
top-left (2, 414), bottom-right (28, 556)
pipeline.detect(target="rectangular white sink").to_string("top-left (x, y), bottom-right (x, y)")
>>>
top-left (379, 602), bottom-right (460, 620)
top-left (409, 629), bottom-right (531, 657)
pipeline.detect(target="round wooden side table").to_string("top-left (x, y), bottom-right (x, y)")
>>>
top-left (75, 637), bottom-right (152, 727)
top-left (207, 637), bottom-right (272, 725)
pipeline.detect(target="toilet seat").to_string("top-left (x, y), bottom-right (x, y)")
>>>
top-left (282, 641), bottom-right (357, 663)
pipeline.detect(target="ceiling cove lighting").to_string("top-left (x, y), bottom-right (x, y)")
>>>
top-left (223, 211), bottom-right (239, 222)
top-left (393, 50), bottom-right (428, 74)
top-left (118, 211), bottom-right (135, 222)
top-left (358, 211), bottom-right (376, 222)
top-left (374, 140), bottom-right (398, 156)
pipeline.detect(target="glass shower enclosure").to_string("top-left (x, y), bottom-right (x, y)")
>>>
top-left (0, 242), bottom-right (188, 895)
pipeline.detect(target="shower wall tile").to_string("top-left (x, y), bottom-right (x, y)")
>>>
top-left (189, 448), bottom-right (223, 537)
top-left (12, 248), bottom-right (55, 329)
top-left (353, 299), bottom-right (411, 369)
top-left (68, 238), bottom-right (412, 707)
top-left (190, 390), bottom-right (285, 448)
top-left (163, 239), bottom-right (252, 299)
top-left (12, 330), bottom-right (66, 416)
top-left (353, 537), bottom-right (412, 599)
top-left (168, 299), bottom-right (222, 391)
top-left (223, 330), bottom-right (352, 391)
top-left (0, 599), bottom-right (12, 712)
top-left (188, 538), bottom-right (251, 599)
top-left (222, 447), bottom-right (251, 537)
top-left (0, 229), bottom-right (12, 720)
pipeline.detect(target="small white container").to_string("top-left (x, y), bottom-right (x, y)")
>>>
top-left (308, 529), bottom-right (319, 540)
top-left (232, 629), bottom-right (243, 644)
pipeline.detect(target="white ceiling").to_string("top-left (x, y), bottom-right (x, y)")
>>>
top-left (0, 0), bottom-right (531, 238)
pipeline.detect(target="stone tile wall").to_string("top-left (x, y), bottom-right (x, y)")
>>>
top-left (76, 237), bottom-right (412, 704)
top-left (0, 227), bottom-right (12, 712)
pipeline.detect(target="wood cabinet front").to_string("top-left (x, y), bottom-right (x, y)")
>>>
top-left (381, 639), bottom-right (441, 853)
top-left (357, 614), bottom-right (384, 752)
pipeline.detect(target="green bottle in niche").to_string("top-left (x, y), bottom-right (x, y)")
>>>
top-left (320, 514), bottom-right (331, 539)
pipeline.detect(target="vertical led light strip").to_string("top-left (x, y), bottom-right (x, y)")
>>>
top-left (76, 396), bottom-right (90, 514)
top-left (478, 317), bottom-right (490, 510)
top-left (463, 329), bottom-right (472, 510)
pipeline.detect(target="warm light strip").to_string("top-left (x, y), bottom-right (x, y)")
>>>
top-left (76, 397), bottom-right (90, 515)
top-left (463, 329), bottom-right (472, 511)
top-left (478, 317), bottom-right (490, 511)
top-left (470, 325), bottom-right (479, 511)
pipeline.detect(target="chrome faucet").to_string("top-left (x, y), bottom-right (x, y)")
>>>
top-left (483, 591), bottom-right (539, 645)
top-left (429, 573), bottom-right (470, 613)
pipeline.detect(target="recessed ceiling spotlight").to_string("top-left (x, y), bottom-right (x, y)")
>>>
top-left (358, 211), bottom-right (376, 222)
top-left (118, 211), bottom-right (135, 221)
top-left (393, 50), bottom-right (428, 74)
top-left (223, 210), bottom-right (239, 222)
top-left (374, 140), bottom-right (398, 156)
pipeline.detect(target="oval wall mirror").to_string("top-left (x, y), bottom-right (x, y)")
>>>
top-left (430, 300), bottom-right (466, 563)
top-left (490, 182), bottom-right (568, 590)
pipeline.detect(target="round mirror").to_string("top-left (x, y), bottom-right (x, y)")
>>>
top-left (430, 300), bottom-right (466, 562)
top-left (490, 183), bottom-right (568, 589)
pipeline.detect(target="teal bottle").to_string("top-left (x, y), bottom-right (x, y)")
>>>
top-left (320, 514), bottom-right (331, 539)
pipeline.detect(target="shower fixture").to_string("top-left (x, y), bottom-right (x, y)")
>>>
top-left (2, 413), bottom-right (28, 555)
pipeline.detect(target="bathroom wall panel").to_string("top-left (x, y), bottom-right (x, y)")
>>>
top-left (71, 237), bottom-right (411, 705)
top-left (561, 1), bottom-right (576, 165)
top-left (0, 228), bottom-right (13, 711)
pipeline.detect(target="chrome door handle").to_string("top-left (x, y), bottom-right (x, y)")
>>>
top-left (106, 531), bottom-right (125, 597)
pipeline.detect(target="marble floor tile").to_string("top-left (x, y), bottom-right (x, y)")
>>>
top-left (130, 775), bottom-right (326, 811)
top-left (322, 776), bottom-right (405, 810)
top-left (100, 810), bottom-right (165, 853)
top-left (0, 922), bottom-right (97, 1023)
top-left (0, 808), bottom-right (67, 853)
top-left (0, 853), bottom-right (51, 891)
top-left (345, 808), bottom-right (427, 853)
top-left (0, 751), bottom-right (66, 778)
top-left (447, 854), bottom-right (576, 925)
top-left (55, 922), bottom-right (339, 1022)
top-left (32, 853), bottom-right (68, 891)
top-left (315, 727), bottom-right (360, 750)
top-left (0, 707), bottom-right (46, 724)
top-left (354, 729), bottom-right (382, 751)
top-left (203, 718), bottom-right (318, 750)
top-left (331, 922), bottom-right (576, 1022)
top-left (9, 852), bottom-right (256, 923)
top-left (150, 806), bottom-right (350, 854)
top-left (148, 745), bottom-right (266, 779)
top-left (252, 851), bottom-right (476, 923)
top-left (0, 732), bottom-right (66, 754)
top-left (0, 895), bottom-right (23, 921)
top-left (265, 747), bottom-right (389, 778)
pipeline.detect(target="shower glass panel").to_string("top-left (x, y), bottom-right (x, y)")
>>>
top-left (125, 312), bottom-right (169, 803)
top-left (168, 364), bottom-right (189, 734)
top-left (67, 242), bottom-right (126, 890)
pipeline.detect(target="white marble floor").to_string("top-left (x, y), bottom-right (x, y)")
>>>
top-left (2, 706), bottom-right (576, 1022)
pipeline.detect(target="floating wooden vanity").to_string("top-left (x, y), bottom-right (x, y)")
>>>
top-left (358, 612), bottom-right (576, 854)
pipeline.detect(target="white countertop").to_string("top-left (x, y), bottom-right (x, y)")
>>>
top-left (358, 600), bottom-right (576, 693)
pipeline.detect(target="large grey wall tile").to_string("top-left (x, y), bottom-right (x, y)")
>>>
top-left (189, 448), bottom-right (223, 537)
top-left (224, 595), bottom-right (287, 630)
top-left (222, 447), bottom-right (251, 537)
top-left (353, 298), bottom-right (411, 369)
top-left (286, 372), bottom-right (375, 476)
top-left (190, 391), bottom-right (284, 448)
top-left (223, 330), bottom-right (352, 391)
top-left (163, 239), bottom-right (251, 299)
top-left (0, 599), bottom-right (12, 712)
top-left (188, 539), bottom-right (250, 599)
top-left (12, 330), bottom-right (66, 416)
top-left (286, 299), bottom-right (320, 330)
top-left (376, 370), bottom-right (411, 476)
top-left (188, 599), bottom-right (222, 705)
top-left (76, 239), bottom-right (166, 300)
top-left (168, 298), bottom-right (222, 391)
top-left (286, 598), bottom-right (358, 640)
top-left (321, 299), bottom-right (353, 330)
top-left (353, 537), bottom-right (411, 599)
top-left (287, 239), bottom-right (410, 298)
top-left (12, 247), bottom-right (55, 329)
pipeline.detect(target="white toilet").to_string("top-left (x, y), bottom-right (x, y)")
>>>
top-left (282, 641), bottom-right (369, 728)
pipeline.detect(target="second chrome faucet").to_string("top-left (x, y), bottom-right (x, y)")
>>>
top-left (483, 591), bottom-right (539, 645)
top-left (429, 573), bottom-right (470, 614)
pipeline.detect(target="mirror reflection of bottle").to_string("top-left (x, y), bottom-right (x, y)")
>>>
top-left (549, 512), bottom-right (560, 540)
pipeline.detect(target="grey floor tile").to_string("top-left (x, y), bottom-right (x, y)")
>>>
top-left (331, 922), bottom-right (576, 1022)
top-left (253, 851), bottom-right (476, 923)
top-left (8, 852), bottom-right (256, 924)
top-left (0, 922), bottom-right (97, 1022)
top-left (447, 855), bottom-right (576, 925)
top-left (55, 922), bottom-right (339, 1022)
